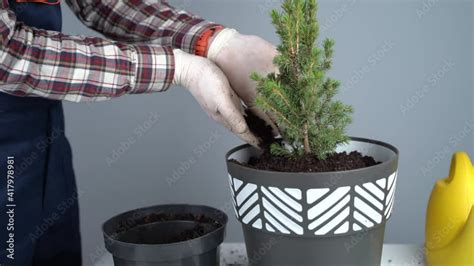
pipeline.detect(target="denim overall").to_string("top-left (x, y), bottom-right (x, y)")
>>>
top-left (0, 1), bottom-right (82, 265)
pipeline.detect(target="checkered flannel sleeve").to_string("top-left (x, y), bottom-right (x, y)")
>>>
top-left (65, 0), bottom-right (223, 55)
top-left (0, 2), bottom-right (174, 102)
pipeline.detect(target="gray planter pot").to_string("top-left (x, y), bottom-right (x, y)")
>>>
top-left (102, 204), bottom-right (228, 266)
top-left (226, 137), bottom-right (399, 266)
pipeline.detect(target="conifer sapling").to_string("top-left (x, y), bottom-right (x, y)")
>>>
top-left (251, 0), bottom-right (353, 160)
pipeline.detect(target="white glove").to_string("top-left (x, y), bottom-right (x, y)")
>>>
top-left (172, 49), bottom-right (259, 147)
top-left (207, 28), bottom-right (280, 135)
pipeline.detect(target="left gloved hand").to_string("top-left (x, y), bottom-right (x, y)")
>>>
top-left (173, 49), bottom-right (260, 147)
top-left (207, 29), bottom-right (279, 135)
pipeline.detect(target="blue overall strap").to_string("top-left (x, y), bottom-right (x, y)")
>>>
top-left (8, 0), bottom-right (62, 32)
top-left (0, 1), bottom-right (82, 265)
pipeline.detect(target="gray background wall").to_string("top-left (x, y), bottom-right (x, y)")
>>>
top-left (60, 0), bottom-right (473, 265)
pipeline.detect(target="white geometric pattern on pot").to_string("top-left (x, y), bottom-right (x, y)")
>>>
top-left (229, 175), bottom-right (262, 229)
top-left (261, 186), bottom-right (304, 235)
top-left (384, 171), bottom-right (397, 219)
top-left (228, 171), bottom-right (397, 237)
top-left (352, 171), bottom-right (398, 231)
top-left (307, 186), bottom-right (351, 235)
top-left (227, 174), bottom-right (239, 218)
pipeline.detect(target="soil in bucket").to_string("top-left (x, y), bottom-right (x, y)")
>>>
top-left (239, 109), bottom-right (380, 173)
top-left (115, 213), bottom-right (222, 245)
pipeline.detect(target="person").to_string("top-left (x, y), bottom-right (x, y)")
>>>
top-left (0, 0), bottom-right (278, 265)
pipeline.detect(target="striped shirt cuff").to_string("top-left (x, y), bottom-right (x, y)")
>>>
top-left (131, 45), bottom-right (175, 94)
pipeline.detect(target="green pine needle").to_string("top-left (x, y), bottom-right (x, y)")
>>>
top-left (254, 0), bottom-right (353, 159)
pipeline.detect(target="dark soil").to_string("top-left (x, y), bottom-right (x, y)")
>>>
top-left (115, 213), bottom-right (222, 244)
top-left (239, 108), bottom-right (380, 172)
top-left (245, 108), bottom-right (275, 149)
top-left (246, 151), bottom-right (379, 172)
top-left (133, 212), bottom-right (219, 226)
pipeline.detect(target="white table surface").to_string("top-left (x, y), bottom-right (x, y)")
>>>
top-left (95, 243), bottom-right (426, 265)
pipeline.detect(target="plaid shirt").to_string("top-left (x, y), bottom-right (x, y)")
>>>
top-left (0, 0), bottom-right (220, 102)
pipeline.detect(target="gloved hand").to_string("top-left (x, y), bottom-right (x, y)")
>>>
top-left (207, 28), bottom-right (279, 135)
top-left (173, 49), bottom-right (259, 147)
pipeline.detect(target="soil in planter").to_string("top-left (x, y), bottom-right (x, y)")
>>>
top-left (115, 213), bottom-right (222, 244)
top-left (240, 109), bottom-right (380, 172)
top-left (246, 150), bottom-right (380, 172)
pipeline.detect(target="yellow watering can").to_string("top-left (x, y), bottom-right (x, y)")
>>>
top-left (425, 151), bottom-right (474, 265)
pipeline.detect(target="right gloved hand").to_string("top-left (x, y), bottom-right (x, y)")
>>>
top-left (172, 49), bottom-right (259, 147)
top-left (207, 29), bottom-right (280, 136)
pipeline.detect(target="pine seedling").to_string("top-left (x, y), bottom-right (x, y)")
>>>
top-left (252, 0), bottom-right (353, 159)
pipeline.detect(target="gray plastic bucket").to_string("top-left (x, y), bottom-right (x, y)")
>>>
top-left (226, 137), bottom-right (399, 266)
top-left (102, 204), bottom-right (228, 266)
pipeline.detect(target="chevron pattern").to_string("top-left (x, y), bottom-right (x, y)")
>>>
top-left (228, 171), bottom-right (398, 237)
top-left (229, 175), bottom-right (262, 229)
top-left (353, 180), bottom-right (385, 231)
top-left (307, 187), bottom-right (351, 235)
top-left (384, 171), bottom-right (398, 219)
top-left (261, 186), bottom-right (304, 235)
